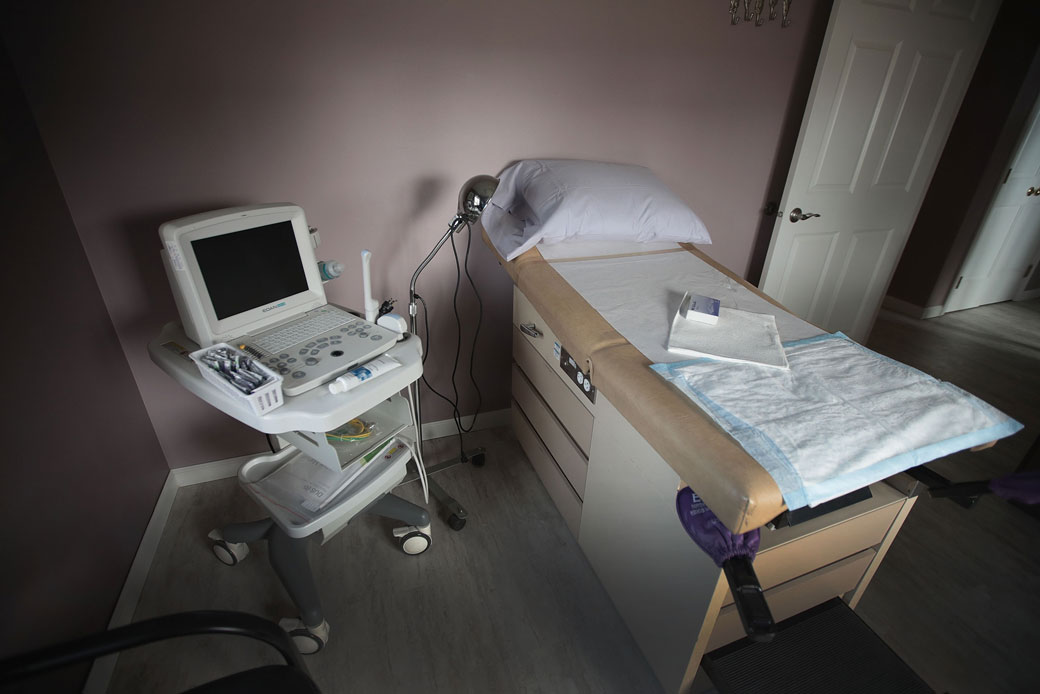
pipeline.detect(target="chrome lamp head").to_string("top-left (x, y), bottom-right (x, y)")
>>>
top-left (457, 174), bottom-right (499, 222)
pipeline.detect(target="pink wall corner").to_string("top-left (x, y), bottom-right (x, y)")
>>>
top-left (2, 0), bottom-right (826, 468)
top-left (1, 42), bottom-right (169, 680)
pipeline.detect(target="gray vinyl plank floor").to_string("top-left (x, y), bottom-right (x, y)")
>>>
top-left (859, 299), bottom-right (1040, 694)
top-left (107, 428), bottom-right (664, 694)
top-left (110, 299), bottom-right (1040, 694)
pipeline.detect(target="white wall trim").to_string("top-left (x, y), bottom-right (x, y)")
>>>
top-left (420, 408), bottom-right (510, 440)
top-left (882, 295), bottom-right (945, 320)
top-left (82, 408), bottom-right (509, 693)
top-left (922, 305), bottom-right (944, 319)
top-left (170, 452), bottom-right (261, 486)
top-left (82, 471), bottom-right (179, 694)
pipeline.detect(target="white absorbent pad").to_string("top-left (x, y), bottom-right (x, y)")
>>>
top-left (549, 251), bottom-right (823, 365)
top-left (651, 333), bottom-right (1023, 510)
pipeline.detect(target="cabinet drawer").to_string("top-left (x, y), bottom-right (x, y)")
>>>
top-left (512, 364), bottom-right (588, 498)
top-left (722, 490), bottom-right (903, 606)
top-left (707, 549), bottom-right (875, 651)
top-left (513, 288), bottom-right (594, 411)
top-left (513, 403), bottom-right (583, 538)
top-left (513, 329), bottom-right (594, 456)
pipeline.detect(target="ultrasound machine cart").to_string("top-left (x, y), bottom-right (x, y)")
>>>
top-left (149, 322), bottom-right (430, 654)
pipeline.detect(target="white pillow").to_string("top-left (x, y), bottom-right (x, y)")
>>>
top-left (482, 159), bottom-right (711, 261)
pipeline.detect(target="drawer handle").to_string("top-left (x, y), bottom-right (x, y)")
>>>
top-left (520, 322), bottom-right (543, 339)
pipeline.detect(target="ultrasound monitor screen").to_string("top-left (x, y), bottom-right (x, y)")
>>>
top-left (192, 221), bottom-right (309, 320)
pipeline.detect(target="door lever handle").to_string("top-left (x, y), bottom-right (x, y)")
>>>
top-left (789, 207), bottom-right (821, 223)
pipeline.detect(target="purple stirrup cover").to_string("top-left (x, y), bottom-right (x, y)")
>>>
top-left (989, 470), bottom-right (1040, 505)
top-left (676, 487), bottom-right (760, 567)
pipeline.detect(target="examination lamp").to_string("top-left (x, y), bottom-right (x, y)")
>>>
top-left (407, 174), bottom-right (499, 442)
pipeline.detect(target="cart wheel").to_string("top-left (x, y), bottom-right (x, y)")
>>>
top-left (470, 452), bottom-right (486, 467)
top-left (208, 529), bottom-right (249, 566)
top-left (447, 514), bottom-right (467, 531)
top-left (280, 618), bottom-right (328, 655)
top-left (400, 530), bottom-right (431, 555)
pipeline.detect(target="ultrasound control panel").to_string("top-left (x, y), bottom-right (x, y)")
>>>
top-left (238, 316), bottom-right (398, 397)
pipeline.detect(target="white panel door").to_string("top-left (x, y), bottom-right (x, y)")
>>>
top-left (944, 94), bottom-right (1040, 312)
top-left (760, 0), bottom-right (999, 342)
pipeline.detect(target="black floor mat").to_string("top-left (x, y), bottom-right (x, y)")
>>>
top-left (702, 598), bottom-right (932, 693)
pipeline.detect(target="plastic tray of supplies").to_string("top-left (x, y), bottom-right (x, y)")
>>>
top-left (190, 343), bottom-right (284, 415)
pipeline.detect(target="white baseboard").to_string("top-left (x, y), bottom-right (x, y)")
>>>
top-left (882, 295), bottom-right (944, 320)
top-left (171, 452), bottom-right (261, 486)
top-left (1018, 288), bottom-right (1040, 301)
top-left (419, 408), bottom-right (510, 440)
top-left (83, 407), bottom-right (509, 692)
top-left (82, 471), bottom-right (180, 693)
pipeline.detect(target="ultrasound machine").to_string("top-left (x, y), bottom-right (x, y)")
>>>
top-left (159, 204), bottom-right (399, 395)
top-left (151, 203), bottom-right (431, 654)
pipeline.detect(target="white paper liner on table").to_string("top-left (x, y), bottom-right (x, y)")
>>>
top-left (548, 252), bottom-right (823, 365)
top-left (536, 240), bottom-right (681, 260)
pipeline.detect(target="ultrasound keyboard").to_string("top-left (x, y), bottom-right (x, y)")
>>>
top-left (235, 305), bottom-right (398, 397)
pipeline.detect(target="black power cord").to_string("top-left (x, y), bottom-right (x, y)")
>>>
top-left (411, 221), bottom-right (485, 460)
top-left (377, 298), bottom-right (396, 318)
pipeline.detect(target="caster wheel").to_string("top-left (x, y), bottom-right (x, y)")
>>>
top-left (400, 530), bottom-right (431, 555)
top-left (212, 543), bottom-right (237, 566)
top-left (292, 630), bottom-right (326, 655)
top-left (447, 514), bottom-right (467, 531)
top-left (279, 618), bottom-right (329, 655)
top-left (470, 453), bottom-right (486, 467)
top-left (208, 529), bottom-right (249, 566)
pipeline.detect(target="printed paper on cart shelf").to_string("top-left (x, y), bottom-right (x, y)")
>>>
top-left (250, 437), bottom-right (400, 521)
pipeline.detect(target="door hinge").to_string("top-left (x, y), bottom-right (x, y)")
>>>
top-left (1003, 168), bottom-right (1012, 184)
top-left (1025, 264), bottom-right (1035, 279)
top-left (955, 276), bottom-right (963, 289)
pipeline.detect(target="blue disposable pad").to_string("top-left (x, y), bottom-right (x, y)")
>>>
top-left (652, 333), bottom-right (1023, 510)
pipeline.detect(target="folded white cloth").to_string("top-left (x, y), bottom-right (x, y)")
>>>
top-left (652, 333), bottom-right (1023, 509)
top-left (668, 306), bottom-right (788, 369)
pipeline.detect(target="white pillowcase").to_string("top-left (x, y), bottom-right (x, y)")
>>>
top-left (482, 159), bottom-right (711, 261)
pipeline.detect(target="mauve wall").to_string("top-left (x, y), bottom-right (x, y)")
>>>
top-left (2, 0), bottom-right (827, 468)
top-left (0, 46), bottom-right (167, 690)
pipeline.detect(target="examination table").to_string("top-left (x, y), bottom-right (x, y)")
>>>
top-left (484, 231), bottom-right (945, 693)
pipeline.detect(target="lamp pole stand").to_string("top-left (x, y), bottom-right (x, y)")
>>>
top-left (404, 175), bottom-right (498, 531)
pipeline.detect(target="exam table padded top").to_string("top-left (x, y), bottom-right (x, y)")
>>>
top-left (483, 227), bottom-right (790, 533)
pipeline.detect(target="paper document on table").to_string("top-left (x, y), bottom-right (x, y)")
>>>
top-left (253, 437), bottom-right (399, 517)
top-left (667, 304), bottom-right (788, 369)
